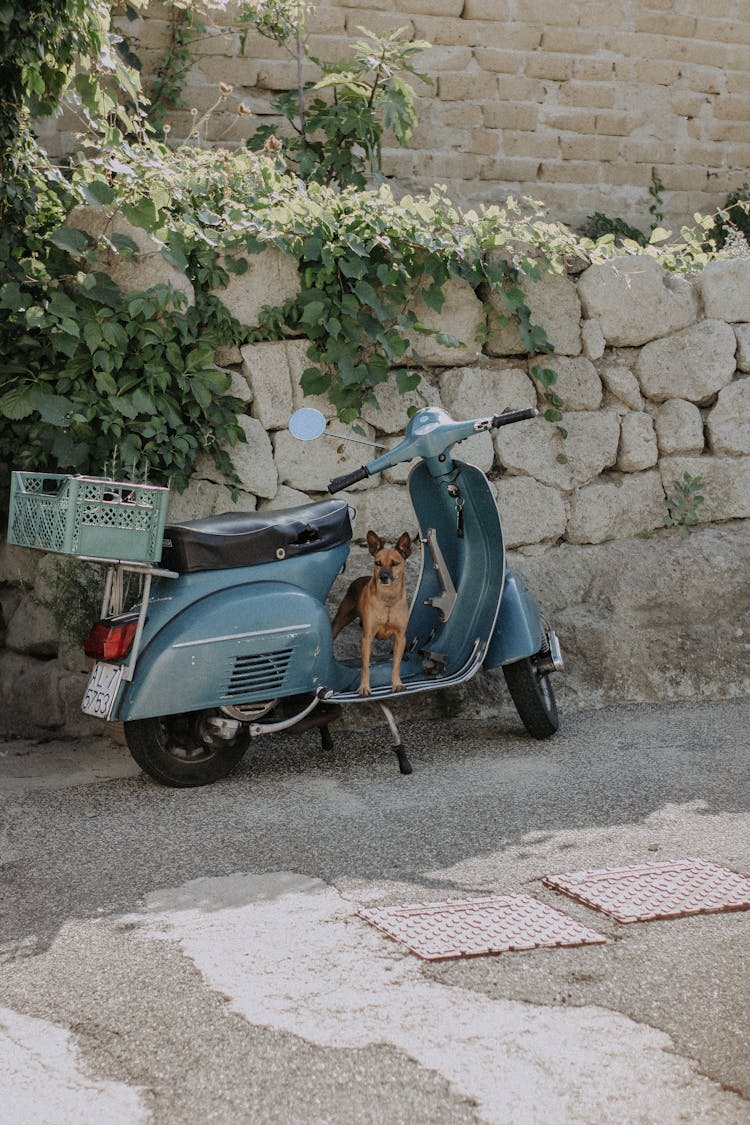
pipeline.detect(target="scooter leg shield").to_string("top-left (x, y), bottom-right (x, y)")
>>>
top-left (483, 568), bottom-right (544, 669)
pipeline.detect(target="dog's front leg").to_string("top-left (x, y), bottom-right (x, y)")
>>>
top-left (391, 632), bottom-right (406, 691)
top-left (358, 628), bottom-right (375, 695)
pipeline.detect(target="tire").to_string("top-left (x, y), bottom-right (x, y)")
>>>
top-left (125, 711), bottom-right (249, 788)
top-left (502, 656), bottom-right (559, 740)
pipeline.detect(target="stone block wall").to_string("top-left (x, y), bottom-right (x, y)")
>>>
top-left (36, 0), bottom-right (750, 229)
top-left (3, 249), bottom-right (750, 736)
top-left (171, 251), bottom-right (750, 550)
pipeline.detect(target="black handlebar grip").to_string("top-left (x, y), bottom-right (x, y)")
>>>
top-left (491, 407), bottom-right (539, 428)
top-left (328, 466), bottom-right (370, 493)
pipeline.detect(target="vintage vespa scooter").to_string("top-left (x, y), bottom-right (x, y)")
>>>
top-left (8, 404), bottom-right (562, 786)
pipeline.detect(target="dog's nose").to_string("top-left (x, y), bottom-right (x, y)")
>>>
top-left (379, 571), bottom-right (393, 584)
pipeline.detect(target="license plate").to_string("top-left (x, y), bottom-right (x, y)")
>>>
top-left (82, 662), bottom-right (123, 719)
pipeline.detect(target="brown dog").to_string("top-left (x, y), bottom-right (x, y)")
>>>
top-left (331, 530), bottom-right (412, 695)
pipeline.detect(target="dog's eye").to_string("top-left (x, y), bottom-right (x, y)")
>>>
top-left (392, 560), bottom-right (400, 567)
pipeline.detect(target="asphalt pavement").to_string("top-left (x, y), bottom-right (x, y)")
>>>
top-left (1, 696), bottom-right (750, 1123)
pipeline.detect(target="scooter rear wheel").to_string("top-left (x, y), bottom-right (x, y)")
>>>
top-left (125, 711), bottom-right (249, 787)
top-left (502, 656), bottom-right (559, 740)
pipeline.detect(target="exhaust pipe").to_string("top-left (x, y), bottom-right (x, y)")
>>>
top-left (536, 630), bottom-right (564, 675)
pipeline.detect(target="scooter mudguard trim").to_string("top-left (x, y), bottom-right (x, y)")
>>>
top-left (483, 568), bottom-right (544, 669)
top-left (115, 581), bottom-right (334, 721)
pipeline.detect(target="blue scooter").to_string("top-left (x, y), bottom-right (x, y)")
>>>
top-left (76, 404), bottom-right (563, 786)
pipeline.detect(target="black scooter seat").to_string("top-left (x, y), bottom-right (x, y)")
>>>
top-left (161, 499), bottom-right (352, 573)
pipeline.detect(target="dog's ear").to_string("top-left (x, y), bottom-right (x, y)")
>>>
top-left (395, 532), bottom-right (412, 558)
top-left (366, 530), bottom-right (384, 556)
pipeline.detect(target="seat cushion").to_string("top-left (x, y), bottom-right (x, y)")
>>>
top-left (161, 499), bottom-right (352, 573)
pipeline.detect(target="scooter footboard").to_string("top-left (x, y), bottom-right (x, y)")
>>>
top-left (483, 568), bottom-right (544, 669)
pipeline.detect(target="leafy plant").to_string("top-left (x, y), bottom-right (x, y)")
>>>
top-left (704, 183), bottom-right (750, 252)
top-left (665, 471), bottom-right (705, 536)
top-left (239, 1), bottom-right (431, 189)
top-left (0, 1), bottom-right (576, 499)
top-left (0, 5), bottom-right (248, 499)
top-left (54, 139), bottom-right (577, 425)
top-left (648, 167), bottom-right (665, 230)
top-left (580, 211), bottom-right (649, 247)
top-left (580, 169), bottom-right (665, 248)
top-left (0, 277), bottom-right (245, 490)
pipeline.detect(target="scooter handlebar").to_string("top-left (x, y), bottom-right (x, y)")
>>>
top-left (490, 407), bottom-right (538, 428)
top-left (328, 466), bottom-right (371, 493)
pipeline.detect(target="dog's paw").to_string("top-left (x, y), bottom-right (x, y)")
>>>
top-left (391, 680), bottom-right (404, 692)
top-left (357, 683), bottom-right (372, 696)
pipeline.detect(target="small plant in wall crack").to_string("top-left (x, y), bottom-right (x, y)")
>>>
top-left (239, 0), bottom-right (431, 189)
top-left (665, 471), bottom-right (705, 536)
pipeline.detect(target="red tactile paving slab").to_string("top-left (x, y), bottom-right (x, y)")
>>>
top-left (543, 858), bottom-right (750, 924)
top-left (358, 894), bottom-right (607, 960)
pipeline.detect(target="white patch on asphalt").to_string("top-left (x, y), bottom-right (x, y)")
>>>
top-left (0, 1006), bottom-right (147, 1124)
top-left (137, 871), bottom-right (742, 1124)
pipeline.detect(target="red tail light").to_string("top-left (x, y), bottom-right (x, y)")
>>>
top-left (84, 620), bottom-right (138, 661)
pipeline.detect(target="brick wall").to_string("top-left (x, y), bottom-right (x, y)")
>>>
top-left (36, 0), bottom-right (750, 230)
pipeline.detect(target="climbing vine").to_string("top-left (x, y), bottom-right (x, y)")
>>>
top-left (62, 143), bottom-right (579, 420)
top-left (146, 2), bottom-right (206, 135)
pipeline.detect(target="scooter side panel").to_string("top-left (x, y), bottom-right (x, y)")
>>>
top-left (139, 545), bottom-right (349, 642)
top-left (483, 568), bottom-right (544, 669)
top-left (116, 581), bottom-right (333, 720)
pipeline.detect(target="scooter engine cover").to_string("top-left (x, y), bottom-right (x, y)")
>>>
top-left (161, 499), bottom-right (352, 573)
top-left (116, 581), bottom-right (334, 721)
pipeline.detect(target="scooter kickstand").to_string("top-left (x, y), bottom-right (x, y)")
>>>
top-left (378, 703), bottom-right (413, 775)
top-left (320, 724), bottom-right (334, 752)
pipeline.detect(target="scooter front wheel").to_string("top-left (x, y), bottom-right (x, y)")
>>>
top-left (125, 711), bottom-right (250, 788)
top-left (502, 657), bottom-right (559, 740)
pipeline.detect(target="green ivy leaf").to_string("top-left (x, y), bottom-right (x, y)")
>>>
top-left (301, 366), bottom-right (331, 395)
top-left (161, 242), bottom-right (189, 271)
top-left (80, 179), bottom-right (116, 208)
top-left (113, 394), bottom-right (140, 419)
top-left (110, 232), bottom-right (139, 255)
top-left (0, 386), bottom-right (37, 420)
top-left (78, 272), bottom-right (121, 308)
top-left (193, 367), bottom-right (231, 394)
top-left (531, 365), bottom-right (558, 389)
top-left (122, 197), bottom-right (159, 232)
top-left (94, 370), bottom-right (118, 396)
top-left (0, 282), bottom-right (26, 311)
top-left (25, 306), bottom-right (47, 329)
top-left (420, 282), bottom-right (444, 313)
top-left (395, 368), bottom-right (421, 394)
top-left (48, 226), bottom-right (92, 256)
top-left (300, 300), bottom-right (327, 326)
top-left (83, 322), bottom-right (104, 353)
top-left (32, 391), bottom-right (72, 427)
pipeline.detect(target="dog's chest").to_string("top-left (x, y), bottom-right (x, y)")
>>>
top-left (373, 615), bottom-right (402, 640)
top-left (365, 585), bottom-right (407, 639)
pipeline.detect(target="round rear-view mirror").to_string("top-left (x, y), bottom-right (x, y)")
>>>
top-left (289, 407), bottom-right (326, 441)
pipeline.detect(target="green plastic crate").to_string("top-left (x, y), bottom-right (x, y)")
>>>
top-left (7, 472), bottom-right (170, 563)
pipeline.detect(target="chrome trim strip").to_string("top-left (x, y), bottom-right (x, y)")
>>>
top-left (172, 624), bottom-right (311, 649)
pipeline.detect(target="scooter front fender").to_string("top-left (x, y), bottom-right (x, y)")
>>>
top-left (483, 568), bottom-right (544, 669)
top-left (116, 581), bottom-right (333, 721)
